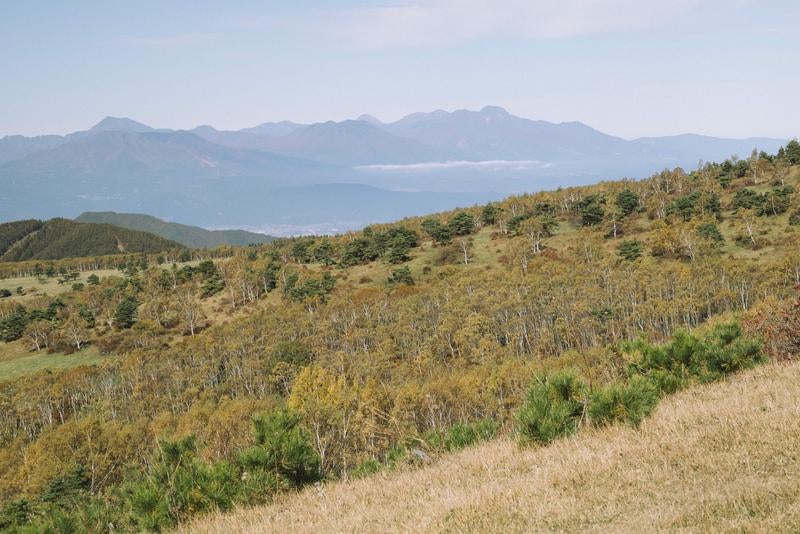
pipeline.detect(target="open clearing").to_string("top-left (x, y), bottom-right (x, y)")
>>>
top-left (0, 340), bottom-right (106, 382)
top-left (0, 269), bottom-right (121, 302)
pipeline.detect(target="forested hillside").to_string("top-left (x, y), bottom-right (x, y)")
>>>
top-left (0, 141), bottom-right (799, 532)
top-left (0, 220), bottom-right (43, 257)
top-left (76, 212), bottom-right (275, 248)
top-left (0, 218), bottom-right (182, 261)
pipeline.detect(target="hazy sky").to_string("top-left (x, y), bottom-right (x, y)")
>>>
top-left (1, 0), bottom-right (798, 139)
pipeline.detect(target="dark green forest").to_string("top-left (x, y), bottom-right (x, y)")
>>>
top-left (76, 212), bottom-right (275, 248)
top-left (0, 220), bottom-right (44, 257)
top-left (0, 219), bottom-right (181, 262)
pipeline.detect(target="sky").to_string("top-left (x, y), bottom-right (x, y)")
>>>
top-left (1, 0), bottom-right (798, 139)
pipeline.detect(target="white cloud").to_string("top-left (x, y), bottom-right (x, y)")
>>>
top-left (324, 0), bottom-right (706, 48)
top-left (357, 159), bottom-right (552, 172)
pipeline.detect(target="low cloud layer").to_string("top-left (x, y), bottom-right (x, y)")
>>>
top-left (357, 160), bottom-right (553, 172)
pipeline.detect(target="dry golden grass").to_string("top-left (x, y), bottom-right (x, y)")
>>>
top-left (183, 360), bottom-right (800, 533)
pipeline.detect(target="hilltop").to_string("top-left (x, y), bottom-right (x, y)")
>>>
top-left (0, 218), bottom-right (181, 261)
top-left (76, 212), bottom-right (275, 248)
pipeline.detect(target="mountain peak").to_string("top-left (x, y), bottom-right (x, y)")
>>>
top-left (357, 114), bottom-right (383, 126)
top-left (240, 120), bottom-right (305, 137)
top-left (90, 116), bottom-right (153, 133)
top-left (479, 105), bottom-right (510, 117)
top-left (191, 124), bottom-right (219, 134)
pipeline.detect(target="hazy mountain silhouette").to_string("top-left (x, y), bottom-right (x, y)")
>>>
top-left (0, 134), bottom-right (66, 163)
top-left (632, 133), bottom-right (783, 164)
top-left (246, 120), bottom-right (456, 165)
top-left (85, 116), bottom-right (154, 134)
top-left (239, 120), bottom-right (306, 137)
top-left (0, 108), bottom-right (788, 231)
top-left (382, 106), bottom-right (660, 161)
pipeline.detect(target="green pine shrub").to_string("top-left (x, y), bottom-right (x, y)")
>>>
top-left (627, 323), bottom-right (763, 388)
top-left (617, 240), bottom-right (643, 261)
top-left (516, 322), bottom-right (764, 446)
top-left (695, 323), bottom-right (764, 381)
top-left (588, 375), bottom-right (659, 428)
top-left (697, 222), bottom-right (724, 245)
top-left (0, 499), bottom-right (32, 531)
top-left (239, 409), bottom-right (321, 488)
top-left (388, 266), bottom-right (414, 286)
top-left (124, 435), bottom-right (239, 532)
top-left (517, 370), bottom-right (587, 445)
top-left (625, 331), bottom-right (699, 395)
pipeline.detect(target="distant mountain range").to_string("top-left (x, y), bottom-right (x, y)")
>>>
top-left (76, 212), bottom-right (275, 248)
top-left (0, 107), bottom-right (789, 232)
top-left (187, 105), bottom-right (782, 167)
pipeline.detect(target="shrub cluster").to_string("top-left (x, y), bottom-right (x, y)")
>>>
top-left (0, 299), bottom-right (67, 342)
top-left (517, 322), bottom-right (763, 445)
top-left (732, 186), bottom-right (794, 216)
top-left (421, 211), bottom-right (476, 245)
top-left (340, 226), bottom-right (419, 266)
top-left (284, 272), bottom-right (336, 303)
top-left (1, 409), bottom-right (321, 533)
top-left (1, 410), bottom-right (499, 532)
top-left (517, 370), bottom-right (586, 445)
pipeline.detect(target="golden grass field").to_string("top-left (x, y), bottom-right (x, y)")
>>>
top-left (183, 360), bottom-right (800, 533)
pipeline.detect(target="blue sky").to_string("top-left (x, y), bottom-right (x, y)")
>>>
top-left (1, 0), bottom-right (798, 139)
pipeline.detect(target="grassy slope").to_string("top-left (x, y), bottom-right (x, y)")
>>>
top-left (0, 340), bottom-right (105, 382)
top-left (184, 360), bottom-right (800, 533)
top-left (0, 268), bottom-right (121, 302)
top-left (0, 269), bottom-right (115, 381)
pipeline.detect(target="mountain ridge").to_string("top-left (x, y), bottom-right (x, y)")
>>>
top-left (0, 217), bottom-right (181, 261)
top-left (2, 106), bottom-right (786, 165)
top-left (76, 211), bottom-right (276, 248)
top-left (240, 119), bottom-right (458, 165)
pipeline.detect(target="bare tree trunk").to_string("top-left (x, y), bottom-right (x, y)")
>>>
top-left (746, 220), bottom-right (756, 246)
top-left (459, 239), bottom-right (470, 265)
